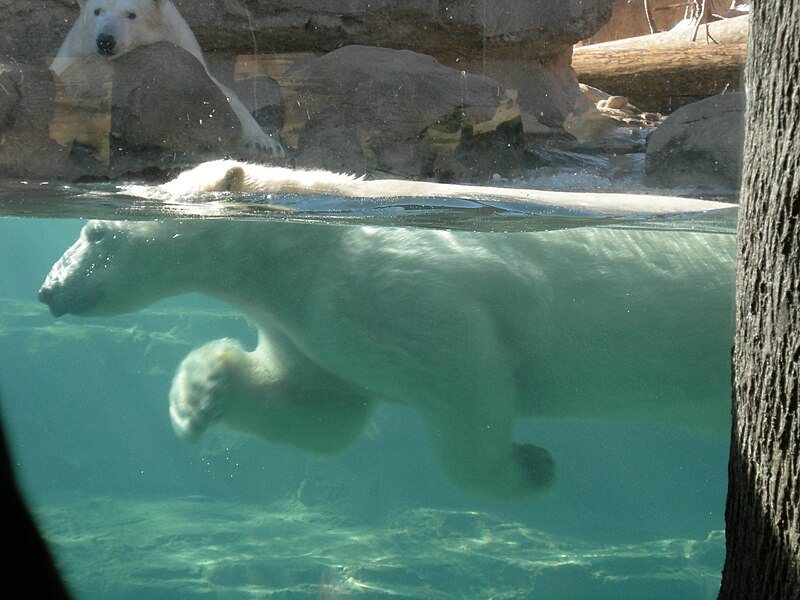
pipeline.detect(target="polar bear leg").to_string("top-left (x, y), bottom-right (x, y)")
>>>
top-left (169, 339), bottom-right (236, 441)
top-left (415, 326), bottom-right (556, 501)
top-left (213, 79), bottom-right (285, 158)
top-left (422, 401), bottom-right (557, 501)
top-left (169, 337), bottom-right (374, 453)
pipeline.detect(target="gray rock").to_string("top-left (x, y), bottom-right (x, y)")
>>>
top-left (0, 60), bottom-right (68, 179)
top-left (285, 45), bottom-right (525, 180)
top-left (3, 0), bottom-right (613, 66)
top-left (0, 1), bottom-right (620, 181)
top-left (174, 0), bottom-right (613, 62)
top-left (110, 43), bottom-right (241, 154)
top-left (645, 92), bottom-right (745, 189)
top-left (0, 44), bottom-right (531, 181)
top-left (0, 44), bottom-right (245, 180)
top-left (1, 0), bottom-right (612, 132)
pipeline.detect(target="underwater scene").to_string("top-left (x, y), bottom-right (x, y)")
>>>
top-left (0, 187), bottom-right (736, 600)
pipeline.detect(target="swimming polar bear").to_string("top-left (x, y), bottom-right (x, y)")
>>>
top-left (140, 158), bottom-right (738, 216)
top-left (51, 0), bottom-right (284, 157)
top-left (38, 212), bottom-right (735, 501)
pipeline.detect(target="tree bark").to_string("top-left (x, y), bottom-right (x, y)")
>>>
top-left (717, 3), bottom-right (800, 599)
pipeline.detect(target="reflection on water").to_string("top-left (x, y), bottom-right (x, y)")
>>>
top-left (0, 189), bottom-right (735, 599)
top-left (0, 178), bottom-right (737, 231)
top-left (36, 496), bottom-right (725, 600)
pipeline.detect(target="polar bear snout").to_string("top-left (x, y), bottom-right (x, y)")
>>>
top-left (38, 281), bottom-right (102, 317)
top-left (37, 285), bottom-right (65, 317)
top-left (96, 33), bottom-right (117, 56)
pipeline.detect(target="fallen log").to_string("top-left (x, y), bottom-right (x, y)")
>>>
top-left (573, 15), bottom-right (748, 113)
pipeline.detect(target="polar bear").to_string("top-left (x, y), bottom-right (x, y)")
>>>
top-left (38, 215), bottom-right (735, 501)
top-left (133, 158), bottom-right (738, 215)
top-left (51, 0), bottom-right (284, 157)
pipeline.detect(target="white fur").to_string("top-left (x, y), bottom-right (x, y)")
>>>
top-left (52, 0), bottom-right (284, 157)
top-left (39, 217), bottom-right (735, 500)
top-left (145, 159), bottom-right (738, 216)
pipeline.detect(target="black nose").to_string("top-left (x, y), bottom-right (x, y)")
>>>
top-left (38, 285), bottom-right (51, 304)
top-left (38, 286), bottom-right (65, 317)
top-left (96, 34), bottom-right (116, 55)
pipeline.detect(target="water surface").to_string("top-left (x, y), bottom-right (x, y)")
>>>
top-left (0, 184), bottom-right (734, 599)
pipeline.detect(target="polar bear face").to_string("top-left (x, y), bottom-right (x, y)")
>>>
top-left (38, 220), bottom-right (192, 317)
top-left (81, 0), bottom-right (166, 58)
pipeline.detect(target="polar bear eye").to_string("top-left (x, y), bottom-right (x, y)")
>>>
top-left (127, 12), bottom-right (137, 20)
top-left (85, 223), bottom-right (107, 243)
top-left (93, 8), bottom-right (102, 16)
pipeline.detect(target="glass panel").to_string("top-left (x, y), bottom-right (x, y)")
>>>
top-left (1, 1), bottom-right (745, 598)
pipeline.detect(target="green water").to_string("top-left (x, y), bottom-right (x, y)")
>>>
top-left (0, 192), bottom-right (735, 599)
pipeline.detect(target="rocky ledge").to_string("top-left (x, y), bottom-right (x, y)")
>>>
top-left (0, 0), bottom-right (617, 182)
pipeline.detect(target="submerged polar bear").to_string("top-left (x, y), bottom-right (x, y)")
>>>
top-left (52, 0), bottom-right (284, 157)
top-left (38, 198), bottom-right (736, 500)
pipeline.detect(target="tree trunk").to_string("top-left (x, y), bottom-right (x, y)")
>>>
top-left (717, 3), bottom-right (800, 600)
top-left (572, 43), bottom-right (745, 111)
top-left (572, 15), bottom-right (748, 112)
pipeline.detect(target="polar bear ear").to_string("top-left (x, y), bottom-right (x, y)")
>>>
top-left (220, 166), bottom-right (246, 192)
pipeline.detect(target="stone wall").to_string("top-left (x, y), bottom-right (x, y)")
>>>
top-left (0, 0), bottom-right (614, 181)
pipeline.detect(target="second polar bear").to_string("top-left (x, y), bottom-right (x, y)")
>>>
top-left (52, 0), bottom-right (284, 157)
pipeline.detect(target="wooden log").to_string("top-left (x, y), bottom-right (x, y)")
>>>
top-left (573, 15), bottom-right (748, 112)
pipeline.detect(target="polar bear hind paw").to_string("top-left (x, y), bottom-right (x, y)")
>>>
top-left (169, 339), bottom-right (242, 441)
top-left (513, 442), bottom-right (557, 493)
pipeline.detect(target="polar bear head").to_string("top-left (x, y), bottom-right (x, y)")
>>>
top-left (38, 220), bottom-right (201, 317)
top-left (80, 0), bottom-right (169, 59)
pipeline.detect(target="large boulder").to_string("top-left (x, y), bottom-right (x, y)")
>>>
top-left (171, 0), bottom-right (613, 61)
top-left (0, 44), bottom-right (530, 181)
top-left (179, 0), bottom-right (613, 128)
top-left (645, 92), bottom-right (745, 189)
top-left (6, 44), bottom-right (242, 180)
top-left (283, 46), bottom-right (526, 181)
top-left (110, 44), bottom-right (241, 158)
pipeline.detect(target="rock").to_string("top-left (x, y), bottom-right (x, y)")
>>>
top-left (3, 1), bottom-right (614, 66)
top-left (458, 53), bottom-right (591, 128)
top-left (0, 61), bottom-right (69, 179)
top-left (645, 92), bottom-right (745, 189)
top-left (0, 44), bottom-right (539, 182)
top-left (195, 0), bottom-right (613, 128)
top-left (281, 46), bottom-right (526, 181)
top-left (604, 95), bottom-right (629, 109)
top-left (563, 110), bottom-right (621, 142)
top-left (205, 54), bottom-right (285, 132)
top-left (0, 1), bottom-right (621, 181)
top-left (0, 1), bottom-right (615, 139)
top-left (0, 66), bottom-right (21, 130)
top-left (110, 43), bottom-right (241, 155)
top-left (1, 44), bottom-right (244, 180)
top-left (173, 0), bottom-right (614, 62)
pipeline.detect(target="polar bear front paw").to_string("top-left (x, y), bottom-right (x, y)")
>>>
top-left (241, 131), bottom-right (286, 159)
top-left (169, 339), bottom-right (244, 441)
